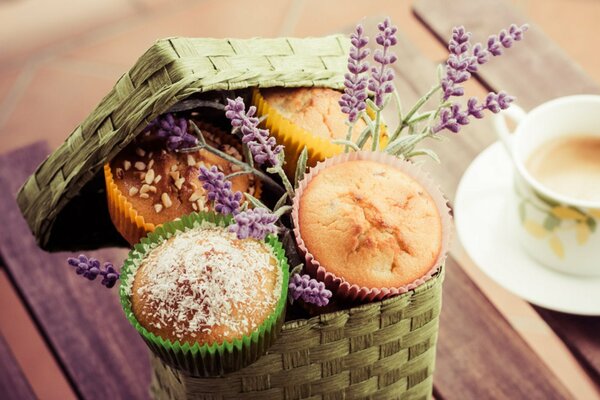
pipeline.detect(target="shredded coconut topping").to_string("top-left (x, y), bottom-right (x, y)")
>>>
top-left (131, 226), bottom-right (282, 341)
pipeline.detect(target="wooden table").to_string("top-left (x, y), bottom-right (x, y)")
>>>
top-left (0, 1), bottom-right (599, 399)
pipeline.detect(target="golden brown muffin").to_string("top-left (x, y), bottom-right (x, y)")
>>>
top-left (109, 123), bottom-right (256, 226)
top-left (131, 226), bottom-right (282, 345)
top-left (261, 87), bottom-right (367, 141)
top-left (298, 160), bottom-right (442, 288)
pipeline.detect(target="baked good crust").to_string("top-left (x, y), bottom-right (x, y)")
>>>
top-left (298, 160), bottom-right (442, 288)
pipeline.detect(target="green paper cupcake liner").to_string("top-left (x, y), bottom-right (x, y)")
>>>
top-left (119, 211), bottom-right (289, 377)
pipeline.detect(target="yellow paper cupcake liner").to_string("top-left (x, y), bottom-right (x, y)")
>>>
top-left (105, 163), bottom-right (154, 246)
top-left (252, 87), bottom-right (388, 177)
top-left (104, 122), bottom-right (263, 246)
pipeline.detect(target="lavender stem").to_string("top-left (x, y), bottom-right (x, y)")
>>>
top-left (182, 144), bottom-right (284, 197)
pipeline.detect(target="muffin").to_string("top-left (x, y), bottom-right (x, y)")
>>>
top-left (131, 226), bottom-right (281, 345)
top-left (105, 121), bottom-right (258, 244)
top-left (120, 212), bottom-right (289, 375)
top-left (292, 152), bottom-right (449, 301)
top-left (253, 87), bottom-right (385, 176)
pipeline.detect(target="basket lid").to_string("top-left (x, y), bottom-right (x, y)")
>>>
top-left (16, 35), bottom-right (350, 251)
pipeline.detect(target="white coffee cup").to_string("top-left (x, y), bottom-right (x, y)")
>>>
top-left (494, 95), bottom-right (600, 277)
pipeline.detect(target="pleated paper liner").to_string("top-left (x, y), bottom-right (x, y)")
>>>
top-left (291, 150), bottom-right (452, 302)
top-left (252, 88), bottom-right (388, 177)
top-left (119, 211), bottom-right (289, 377)
top-left (104, 121), bottom-right (263, 246)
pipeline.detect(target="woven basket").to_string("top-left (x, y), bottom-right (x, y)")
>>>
top-left (16, 35), bottom-right (350, 251)
top-left (16, 35), bottom-right (445, 399)
top-left (149, 267), bottom-right (443, 400)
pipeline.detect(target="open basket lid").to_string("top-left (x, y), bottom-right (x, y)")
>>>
top-left (16, 35), bottom-right (350, 251)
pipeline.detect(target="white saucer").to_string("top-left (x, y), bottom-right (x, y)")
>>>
top-left (454, 141), bottom-right (600, 316)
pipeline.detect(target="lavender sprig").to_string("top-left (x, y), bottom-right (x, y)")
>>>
top-left (442, 24), bottom-right (528, 101)
top-left (198, 166), bottom-right (243, 215)
top-left (433, 91), bottom-right (514, 133)
top-left (146, 113), bottom-right (198, 151)
top-left (368, 18), bottom-right (397, 108)
top-left (225, 98), bottom-right (283, 167)
top-left (288, 274), bottom-right (332, 307)
top-left (229, 208), bottom-right (278, 240)
top-left (66, 255), bottom-right (120, 288)
top-left (339, 24), bottom-right (370, 124)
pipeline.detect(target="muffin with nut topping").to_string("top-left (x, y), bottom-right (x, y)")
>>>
top-left (105, 117), bottom-right (258, 245)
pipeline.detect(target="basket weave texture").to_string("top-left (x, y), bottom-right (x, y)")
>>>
top-left (149, 268), bottom-right (444, 400)
top-left (16, 35), bottom-right (349, 251)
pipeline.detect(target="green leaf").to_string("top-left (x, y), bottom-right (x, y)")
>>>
top-left (532, 189), bottom-right (560, 208)
top-left (518, 201), bottom-right (526, 223)
top-left (242, 143), bottom-right (254, 168)
top-left (385, 134), bottom-right (424, 155)
top-left (274, 192), bottom-right (289, 211)
top-left (331, 139), bottom-right (360, 151)
top-left (290, 264), bottom-right (303, 276)
top-left (407, 148), bottom-right (440, 163)
top-left (355, 125), bottom-right (373, 149)
top-left (543, 214), bottom-right (561, 231)
top-left (244, 193), bottom-right (270, 210)
top-left (294, 147), bottom-right (308, 189)
top-left (273, 205), bottom-right (292, 217)
top-left (586, 217), bottom-right (597, 233)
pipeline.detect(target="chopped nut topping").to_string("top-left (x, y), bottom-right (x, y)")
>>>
top-left (170, 165), bottom-right (178, 172)
top-left (135, 148), bottom-right (146, 157)
top-left (198, 161), bottom-right (207, 170)
top-left (128, 187), bottom-right (139, 196)
top-left (154, 204), bottom-right (163, 213)
top-left (115, 168), bottom-right (124, 179)
top-left (134, 161), bottom-right (146, 171)
top-left (188, 191), bottom-right (202, 202)
top-left (231, 164), bottom-right (242, 172)
top-left (187, 155), bottom-right (196, 166)
top-left (148, 185), bottom-right (157, 193)
top-left (148, 159), bottom-right (155, 170)
top-left (192, 202), bottom-right (198, 211)
top-left (161, 193), bottom-right (173, 208)
top-left (154, 175), bottom-right (162, 184)
top-left (140, 193), bottom-right (150, 199)
top-left (123, 160), bottom-right (131, 171)
top-left (197, 199), bottom-right (206, 211)
top-left (140, 184), bottom-right (151, 194)
top-left (175, 177), bottom-right (185, 190)
top-left (145, 169), bottom-right (155, 185)
top-left (148, 152), bottom-right (153, 159)
top-left (249, 185), bottom-right (255, 196)
top-left (169, 171), bottom-right (180, 181)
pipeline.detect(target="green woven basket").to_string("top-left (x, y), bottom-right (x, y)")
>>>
top-left (16, 35), bottom-right (444, 399)
top-left (150, 267), bottom-right (444, 400)
top-left (16, 35), bottom-right (350, 251)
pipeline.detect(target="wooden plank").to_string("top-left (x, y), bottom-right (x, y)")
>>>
top-left (366, 21), bottom-right (572, 399)
top-left (0, 333), bottom-right (36, 400)
top-left (413, 0), bottom-right (600, 385)
top-left (413, 0), bottom-right (600, 111)
top-left (0, 142), bottom-right (151, 400)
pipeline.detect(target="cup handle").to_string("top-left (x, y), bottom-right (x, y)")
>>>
top-left (493, 105), bottom-right (527, 157)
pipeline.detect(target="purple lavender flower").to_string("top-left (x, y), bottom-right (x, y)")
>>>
top-left (146, 113), bottom-right (198, 151)
top-left (229, 208), bottom-right (278, 240)
top-left (433, 91), bottom-right (514, 133)
top-left (339, 24), bottom-right (370, 123)
top-left (288, 274), bottom-right (332, 307)
top-left (368, 18), bottom-right (397, 108)
top-left (198, 166), bottom-right (243, 215)
top-left (66, 255), bottom-right (120, 288)
top-left (441, 24), bottom-right (527, 101)
top-left (225, 97), bottom-right (283, 167)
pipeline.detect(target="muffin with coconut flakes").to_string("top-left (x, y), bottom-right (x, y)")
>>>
top-left (130, 225), bottom-right (283, 345)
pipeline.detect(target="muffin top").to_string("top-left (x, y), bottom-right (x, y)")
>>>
top-left (261, 87), bottom-right (367, 141)
top-left (130, 226), bottom-right (282, 345)
top-left (298, 160), bottom-right (442, 288)
top-left (110, 123), bottom-right (255, 225)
